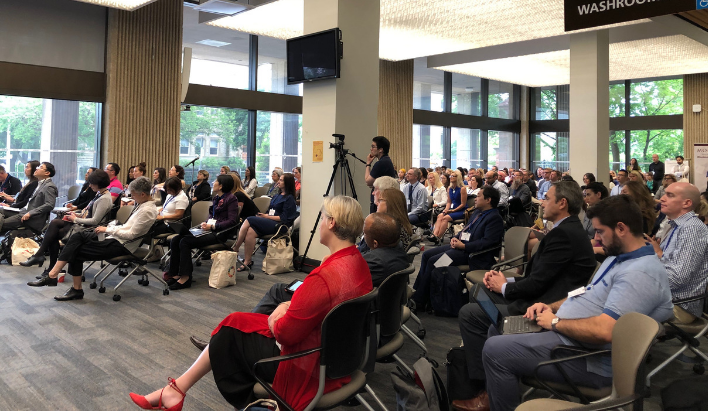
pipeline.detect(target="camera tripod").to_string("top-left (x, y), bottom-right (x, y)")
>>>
top-left (297, 134), bottom-right (365, 270)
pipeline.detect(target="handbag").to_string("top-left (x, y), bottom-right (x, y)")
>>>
top-left (242, 398), bottom-right (279, 411)
top-left (11, 237), bottom-right (40, 267)
top-left (444, 347), bottom-right (480, 401)
top-left (61, 223), bottom-right (93, 244)
top-left (208, 250), bottom-right (238, 289)
top-left (262, 225), bottom-right (294, 275)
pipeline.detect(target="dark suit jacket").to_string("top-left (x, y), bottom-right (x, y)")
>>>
top-left (24, 178), bottom-right (59, 232)
top-left (0, 174), bottom-right (22, 196)
top-left (460, 208), bottom-right (505, 271)
top-left (11, 180), bottom-right (38, 209)
top-left (189, 181), bottom-right (212, 203)
top-left (71, 182), bottom-right (97, 210)
top-left (362, 246), bottom-right (410, 287)
top-left (504, 215), bottom-right (597, 315)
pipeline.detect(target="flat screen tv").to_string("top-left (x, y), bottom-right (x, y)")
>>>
top-left (286, 28), bottom-right (341, 85)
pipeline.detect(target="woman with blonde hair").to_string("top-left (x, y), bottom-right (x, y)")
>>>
top-left (621, 181), bottom-right (657, 234)
top-left (426, 171), bottom-right (447, 207)
top-left (398, 168), bottom-right (407, 190)
top-left (428, 169), bottom-right (467, 245)
top-left (229, 172), bottom-right (259, 219)
top-left (378, 188), bottom-right (414, 250)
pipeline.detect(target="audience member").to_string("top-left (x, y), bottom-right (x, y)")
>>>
top-left (130, 196), bottom-right (371, 411)
top-left (454, 180), bottom-right (596, 410)
top-left (378, 188), bottom-right (414, 251)
top-left (0, 162), bottom-right (58, 235)
top-left (485, 171), bottom-right (509, 208)
top-left (654, 174), bottom-right (677, 202)
top-left (156, 177), bottom-right (189, 223)
top-left (365, 136), bottom-right (397, 213)
top-left (371, 176), bottom-right (400, 210)
top-left (467, 174), bottom-right (483, 197)
top-left (0, 165), bottom-right (22, 197)
top-left (672, 155), bottom-right (689, 180)
top-left (125, 165), bottom-right (135, 188)
top-left (582, 172), bottom-right (596, 186)
top-left (480, 195), bottom-right (673, 411)
top-left (232, 173), bottom-right (297, 271)
top-left (535, 167), bottom-right (544, 181)
top-left (151, 167), bottom-right (167, 205)
top-left (220, 166), bottom-right (230, 175)
top-left (621, 181), bottom-right (657, 234)
top-left (397, 168), bottom-right (407, 190)
top-left (229, 173), bottom-right (259, 220)
top-left (419, 167), bottom-right (429, 184)
top-left (646, 182), bottom-right (708, 324)
top-left (609, 169), bottom-right (628, 196)
top-left (188, 169), bottom-right (212, 203)
top-left (582, 182), bottom-right (608, 239)
top-left (169, 165), bottom-right (186, 189)
top-left (0, 161), bottom-right (39, 208)
top-left (27, 177), bottom-right (157, 301)
top-left (66, 167), bottom-right (98, 211)
top-left (428, 170), bottom-right (467, 244)
top-left (536, 168), bottom-right (552, 200)
top-left (629, 157), bottom-right (642, 173)
top-left (243, 166), bottom-right (258, 198)
top-left (413, 186), bottom-right (504, 309)
top-left (427, 171), bottom-right (448, 208)
top-left (133, 162), bottom-right (146, 179)
top-left (21, 170), bottom-right (112, 274)
top-left (292, 166), bottom-right (302, 205)
top-left (402, 168), bottom-right (429, 225)
top-left (648, 154), bottom-right (665, 194)
top-left (105, 163), bottom-right (123, 198)
top-left (166, 175), bottom-right (239, 290)
top-left (510, 171), bottom-right (531, 207)
top-left (266, 168), bottom-right (283, 197)
top-left (523, 170), bottom-right (537, 198)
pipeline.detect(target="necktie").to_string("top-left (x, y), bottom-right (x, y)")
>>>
top-left (408, 184), bottom-right (413, 212)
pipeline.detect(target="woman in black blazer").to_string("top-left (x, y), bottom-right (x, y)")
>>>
top-left (67, 167), bottom-right (98, 211)
top-left (188, 169), bottom-right (212, 203)
top-left (0, 160), bottom-right (40, 209)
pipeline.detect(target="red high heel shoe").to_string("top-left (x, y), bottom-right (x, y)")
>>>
top-left (129, 377), bottom-right (185, 411)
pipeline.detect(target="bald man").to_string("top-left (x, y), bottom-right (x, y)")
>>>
top-left (647, 182), bottom-right (708, 324)
top-left (361, 213), bottom-right (410, 286)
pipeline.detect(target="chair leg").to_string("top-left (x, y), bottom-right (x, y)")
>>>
top-left (363, 384), bottom-right (389, 411)
top-left (646, 342), bottom-right (691, 386)
top-left (112, 265), bottom-right (141, 293)
top-left (89, 264), bottom-right (116, 288)
top-left (98, 265), bottom-right (122, 289)
top-left (401, 324), bottom-right (427, 354)
top-left (392, 354), bottom-right (415, 377)
top-left (521, 387), bottom-right (536, 402)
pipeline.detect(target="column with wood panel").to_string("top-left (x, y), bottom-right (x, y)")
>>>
top-left (103, 0), bottom-right (182, 182)
top-left (683, 73), bottom-right (708, 185)
top-left (378, 59), bottom-right (413, 172)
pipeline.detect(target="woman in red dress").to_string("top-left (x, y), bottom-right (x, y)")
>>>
top-left (129, 195), bottom-right (372, 411)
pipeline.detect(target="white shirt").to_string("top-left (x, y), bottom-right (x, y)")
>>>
top-left (672, 163), bottom-right (689, 179)
top-left (106, 201), bottom-right (158, 253)
top-left (427, 185), bottom-right (448, 207)
top-left (160, 191), bottom-right (189, 221)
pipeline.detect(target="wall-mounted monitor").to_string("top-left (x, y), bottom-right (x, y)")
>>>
top-left (286, 28), bottom-right (342, 85)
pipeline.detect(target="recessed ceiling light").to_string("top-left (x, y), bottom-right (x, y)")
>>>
top-left (196, 39), bottom-right (232, 47)
top-left (72, 0), bottom-right (158, 11)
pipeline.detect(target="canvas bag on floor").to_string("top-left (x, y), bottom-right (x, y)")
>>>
top-left (11, 237), bottom-right (39, 267)
top-left (262, 225), bottom-right (294, 275)
top-left (209, 250), bottom-right (237, 289)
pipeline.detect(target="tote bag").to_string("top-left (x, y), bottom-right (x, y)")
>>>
top-left (262, 225), bottom-right (294, 275)
top-left (208, 250), bottom-right (237, 289)
top-left (11, 237), bottom-right (40, 267)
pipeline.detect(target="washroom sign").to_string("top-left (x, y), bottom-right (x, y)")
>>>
top-left (565, 0), bottom-right (707, 31)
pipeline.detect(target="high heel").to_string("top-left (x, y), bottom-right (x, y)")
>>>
top-left (20, 254), bottom-right (45, 268)
top-left (129, 377), bottom-right (185, 411)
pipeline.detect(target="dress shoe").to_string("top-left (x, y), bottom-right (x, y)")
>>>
top-left (36, 268), bottom-right (50, 280)
top-left (27, 276), bottom-right (58, 287)
top-left (452, 392), bottom-right (489, 411)
top-left (169, 278), bottom-right (192, 290)
top-left (54, 287), bottom-right (84, 301)
top-left (20, 254), bottom-right (45, 267)
top-left (189, 336), bottom-right (208, 351)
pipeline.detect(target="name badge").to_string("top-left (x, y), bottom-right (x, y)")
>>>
top-left (461, 232), bottom-right (471, 241)
top-left (207, 218), bottom-right (217, 226)
top-left (268, 209), bottom-right (275, 216)
top-left (567, 286), bottom-right (586, 298)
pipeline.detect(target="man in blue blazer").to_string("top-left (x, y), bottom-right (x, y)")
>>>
top-left (412, 186), bottom-right (504, 308)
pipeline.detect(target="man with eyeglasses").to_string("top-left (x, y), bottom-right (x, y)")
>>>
top-left (104, 162), bottom-right (123, 198)
top-left (0, 162), bottom-right (58, 235)
top-left (365, 136), bottom-right (397, 213)
top-left (485, 171), bottom-right (509, 208)
top-left (610, 169), bottom-right (629, 196)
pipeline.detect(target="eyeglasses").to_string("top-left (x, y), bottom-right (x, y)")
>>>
top-left (371, 145), bottom-right (378, 149)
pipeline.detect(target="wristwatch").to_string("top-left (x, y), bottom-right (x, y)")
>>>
top-left (366, 163), bottom-right (371, 167)
top-left (551, 317), bottom-right (560, 332)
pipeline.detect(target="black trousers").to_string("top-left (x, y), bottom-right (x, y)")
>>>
top-left (0, 209), bottom-right (44, 234)
top-left (252, 283), bottom-right (293, 315)
top-left (167, 233), bottom-right (220, 279)
top-left (210, 327), bottom-right (280, 409)
top-left (58, 230), bottom-right (130, 277)
top-left (37, 218), bottom-right (73, 269)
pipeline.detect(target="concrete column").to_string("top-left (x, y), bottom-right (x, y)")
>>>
top-left (569, 30), bottom-right (610, 184)
top-left (299, 0), bottom-right (379, 261)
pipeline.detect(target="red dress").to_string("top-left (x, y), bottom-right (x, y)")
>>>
top-left (212, 246), bottom-right (372, 411)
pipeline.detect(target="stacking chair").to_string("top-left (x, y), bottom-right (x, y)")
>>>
top-left (159, 200), bottom-right (210, 269)
top-left (465, 226), bottom-right (533, 284)
top-left (253, 186), bottom-right (269, 198)
top-left (445, 195), bottom-right (477, 240)
top-left (412, 196), bottom-right (434, 235)
top-left (66, 185), bottom-right (81, 203)
top-left (253, 196), bottom-right (272, 214)
top-left (645, 287), bottom-right (708, 387)
top-left (517, 312), bottom-right (660, 411)
top-left (252, 289), bottom-right (379, 411)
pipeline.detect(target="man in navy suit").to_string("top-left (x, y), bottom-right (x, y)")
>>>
top-left (411, 186), bottom-right (504, 309)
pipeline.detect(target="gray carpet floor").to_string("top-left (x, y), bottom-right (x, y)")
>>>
top-left (0, 240), bottom-right (703, 410)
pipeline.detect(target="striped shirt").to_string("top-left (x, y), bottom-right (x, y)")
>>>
top-left (660, 211), bottom-right (708, 317)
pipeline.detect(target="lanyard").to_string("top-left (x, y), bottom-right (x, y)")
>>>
top-left (163, 194), bottom-right (175, 209)
top-left (662, 226), bottom-right (677, 252)
top-left (588, 259), bottom-right (617, 290)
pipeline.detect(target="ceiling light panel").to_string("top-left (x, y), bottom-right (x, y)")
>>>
top-left (207, 0), bottom-right (303, 40)
top-left (72, 0), bottom-right (158, 11)
top-left (437, 35), bottom-right (708, 87)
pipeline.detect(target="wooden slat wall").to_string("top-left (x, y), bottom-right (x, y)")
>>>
top-left (378, 59), bottom-right (413, 171)
top-left (104, 0), bottom-right (182, 182)
top-left (683, 73), bottom-right (708, 185)
top-left (678, 10), bottom-right (708, 29)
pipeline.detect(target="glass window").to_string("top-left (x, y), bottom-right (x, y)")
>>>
top-left (609, 82), bottom-right (626, 118)
top-left (180, 139), bottom-right (189, 155)
top-left (531, 132), bottom-right (569, 172)
top-left (255, 111), bottom-right (302, 184)
top-left (488, 131), bottom-right (518, 169)
top-left (534, 86), bottom-right (557, 120)
top-left (257, 37), bottom-right (302, 96)
top-left (180, 106), bottom-right (250, 181)
top-left (629, 129), bottom-right (684, 172)
top-left (0, 95), bottom-right (100, 198)
top-left (451, 128), bottom-right (482, 170)
top-left (630, 78), bottom-right (683, 116)
top-left (451, 74), bottom-right (481, 116)
top-left (413, 58), bottom-right (444, 112)
top-left (412, 124), bottom-right (445, 168)
top-left (609, 131), bottom-right (626, 171)
top-left (488, 80), bottom-right (515, 119)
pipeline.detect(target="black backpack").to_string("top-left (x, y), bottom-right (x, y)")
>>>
top-left (430, 266), bottom-right (467, 317)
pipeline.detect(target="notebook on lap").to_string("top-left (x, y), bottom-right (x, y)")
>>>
top-left (469, 284), bottom-right (543, 335)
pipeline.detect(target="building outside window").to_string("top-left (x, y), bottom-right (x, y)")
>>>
top-left (210, 139), bottom-right (219, 156)
top-left (180, 139), bottom-right (189, 155)
top-left (255, 111), bottom-right (302, 183)
top-left (488, 80), bottom-right (515, 119)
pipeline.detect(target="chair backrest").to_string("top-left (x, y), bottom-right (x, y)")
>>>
top-left (115, 205), bottom-right (134, 225)
top-left (320, 288), bottom-right (378, 379)
top-left (253, 186), bottom-right (269, 198)
top-left (503, 226), bottom-right (531, 260)
top-left (406, 245), bottom-right (421, 264)
top-left (190, 200), bottom-right (212, 227)
top-left (67, 185), bottom-right (81, 201)
top-left (427, 196), bottom-right (434, 208)
top-left (465, 195), bottom-right (476, 208)
top-left (611, 312), bottom-right (660, 405)
top-left (253, 196), bottom-right (272, 214)
top-left (376, 265), bottom-right (416, 339)
top-left (263, 182), bottom-right (272, 190)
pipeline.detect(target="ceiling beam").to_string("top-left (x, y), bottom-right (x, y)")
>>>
top-left (650, 14), bottom-right (708, 48)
